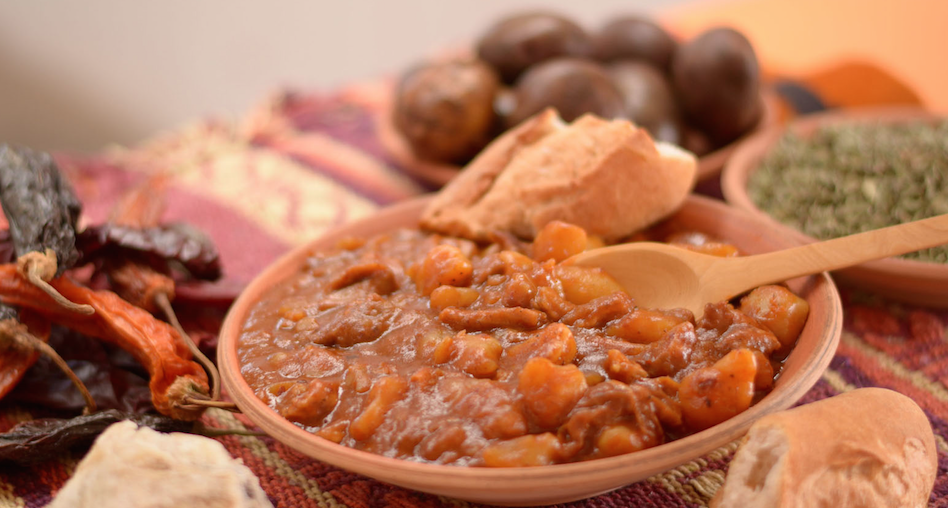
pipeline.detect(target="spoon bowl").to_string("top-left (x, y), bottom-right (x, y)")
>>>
top-left (568, 213), bottom-right (948, 317)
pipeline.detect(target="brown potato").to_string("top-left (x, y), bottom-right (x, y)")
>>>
top-left (532, 220), bottom-right (588, 262)
top-left (393, 59), bottom-right (500, 163)
top-left (413, 244), bottom-right (474, 296)
top-left (553, 264), bottom-right (626, 305)
top-left (277, 379), bottom-right (340, 427)
top-left (482, 433), bottom-right (562, 467)
top-left (603, 349), bottom-right (648, 383)
top-left (606, 308), bottom-right (692, 344)
top-left (671, 27), bottom-right (762, 145)
top-left (476, 12), bottom-right (592, 84)
top-left (609, 60), bottom-right (682, 144)
top-left (505, 322), bottom-right (578, 366)
top-left (349, 376), bottom-right (408, 441)
top-left (594, 423), bottom-right (662, 458)
top-left (517, 358), bottom-right (588, 429)
top-left (679, 348), bottom-right (759, 431)
top-left (593, 17), bottom-right (678, 72)
top-left (739, 285), bottom-right (810, 356)
top-left (450, 332), bottom-right (503, 378)
top-left (507, 58), bottom-right (625, 128)
top-left (430, 285), bottom-right (480, 311)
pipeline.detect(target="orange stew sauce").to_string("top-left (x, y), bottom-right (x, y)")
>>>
top-left (238, 221), bottom-right (808, 466)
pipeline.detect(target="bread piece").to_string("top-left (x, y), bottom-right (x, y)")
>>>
top-left (711, 388), bottom-right (937, 508)
top-left (420, 109), bottom-right (697, 242)
top-left (48, 421), bottom-right (273, 508)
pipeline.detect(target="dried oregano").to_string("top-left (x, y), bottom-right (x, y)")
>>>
top-left (748, 119), bottom-right (948, 263)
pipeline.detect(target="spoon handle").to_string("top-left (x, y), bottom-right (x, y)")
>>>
top-left (725, 213), bottom-right (948, 288)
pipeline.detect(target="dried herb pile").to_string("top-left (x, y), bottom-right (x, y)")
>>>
top-left (748, 120), bottom-right (948, 263)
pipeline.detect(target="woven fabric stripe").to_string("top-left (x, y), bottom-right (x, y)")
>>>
top-left (2, 86), bottom-right (947, 507)
top-left (208, 410), bottom-right (348, 508)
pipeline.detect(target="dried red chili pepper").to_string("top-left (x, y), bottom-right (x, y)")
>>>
top-left (98, 177), bottom-right (225, 404)
top-left (0, 306), bottom-right (47, 401)
top-left (105, 260), bottom-right (176, 313)
top-left (0, 265), bottom-right (210, 420)
top-left (107, 173), bottom-right (168, 228)
top-left (0, 230), bottom-right (15, 265)
top-left (0, 146), bottom-right (92, 315)
top-left (103, 259), bottom-right (223, 403)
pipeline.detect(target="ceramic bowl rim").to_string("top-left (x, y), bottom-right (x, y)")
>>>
top-left (217, 194), bottom-right (843, 504)
top-left (720, 105), bottom-right (948, 281)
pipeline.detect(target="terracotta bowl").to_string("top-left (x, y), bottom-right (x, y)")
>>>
top-left (378, 89), bottom-right (780, 190)
top-left (218, 195), bottom-right (842, 506)
top-left (721, 106), bottom-right (948, 307)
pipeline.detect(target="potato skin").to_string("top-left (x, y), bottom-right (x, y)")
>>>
top-left (592, 16), bottom-right (678, 72)
top-left (477, 12), bottom-right (592, 84)
top-left (671, 27), bottom-right (762, 145)
top-left (393, 59), bottom-right (500, 163)
top-left (609, 60), bottom-right (682, 144)
top-left (507, 58), bottom-right (625, 128)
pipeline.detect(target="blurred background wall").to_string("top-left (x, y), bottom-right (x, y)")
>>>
top-left (0, 0), bottom-right (697, 154)
top-left (1, 0), bottom-right (943, 155)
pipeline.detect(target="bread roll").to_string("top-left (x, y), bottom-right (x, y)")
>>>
top-left (420, 109), bottom-right (697, 242)
top-left (48, 421), bottom-right (273, 508)
top-left (711, 388), bottom-right (937, 508)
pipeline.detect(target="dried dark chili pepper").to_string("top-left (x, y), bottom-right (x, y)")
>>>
top-left (0, 305), bottom-right (96, 414)
top-left (99, 173), bottom-right (175, 315)
top-left (0, 409), bottom-right (264, 464)
top-left (78, 223), bottom-right (222, 281)
top-left (0, 410), bottom-right (193, 464)
top-left (9, 324), bottom-right (154, 414)
top-left (0, 145), bottom-right (92, 315)
top-left (0, 264), bottom-right (210, 420)
top-left (0, 146), bottom-right (81, 270)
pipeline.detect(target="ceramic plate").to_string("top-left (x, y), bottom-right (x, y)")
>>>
top-left (721, 106), bottom-right (948, 307)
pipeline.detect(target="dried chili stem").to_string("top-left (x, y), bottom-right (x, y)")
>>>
top-left (180, 396), bottom-right (239, 412)
top-left (0, 320), bottom-right (96, 415)
top-left (17, 250), bottom-right (93, 315)
top-left (154, 291), bottom-right (221, 401)
top-left (25, 272), bottom-right (95, 316)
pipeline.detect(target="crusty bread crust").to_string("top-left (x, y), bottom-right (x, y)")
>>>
top-left (711, 388), bottom-right (937, 508)
top-left (421, 110), bottom-right (697, 242)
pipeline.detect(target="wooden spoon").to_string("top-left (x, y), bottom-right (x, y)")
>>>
top-left (566, 213), bottom-right (948, 318)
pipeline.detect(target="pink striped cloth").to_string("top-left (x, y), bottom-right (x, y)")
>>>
top-left (0, 81), bottom-right (945, 507)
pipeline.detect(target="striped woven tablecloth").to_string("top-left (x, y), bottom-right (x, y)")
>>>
top-left (1, 82), bottom-right (946, 507)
